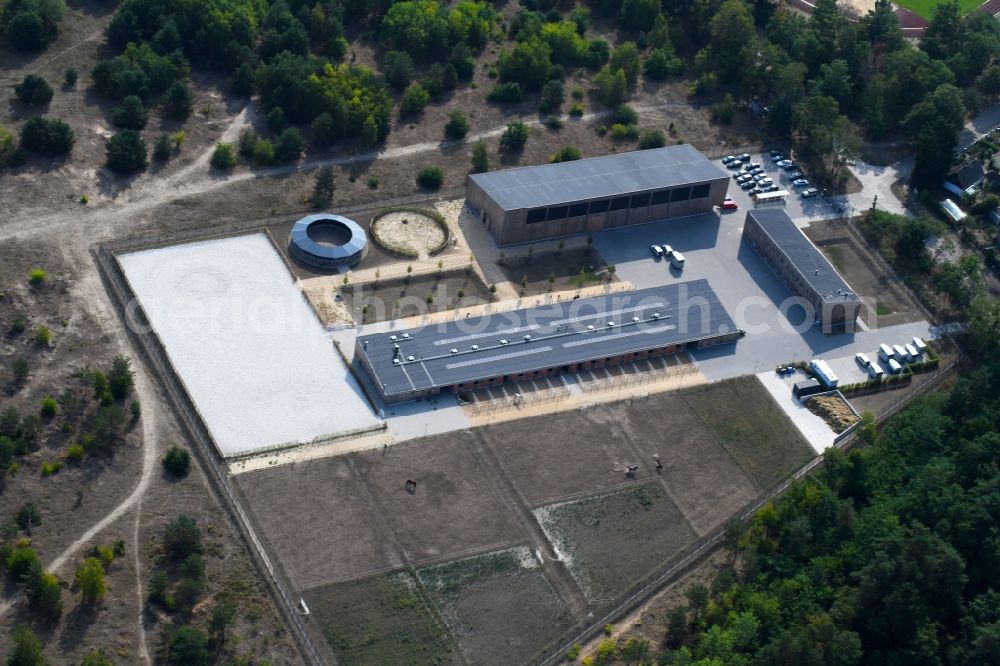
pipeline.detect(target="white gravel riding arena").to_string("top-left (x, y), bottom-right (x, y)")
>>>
top-left (119, 233), bottom-right (379, 458)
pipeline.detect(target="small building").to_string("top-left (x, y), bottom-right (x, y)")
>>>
top-left (355, 280), bottom-right (742, 404)
top-left (743, 209), bottom-right (863, 333)
top-left (793, 378), bottom-right (824, 399)
top-left (465, 145), bottom-right (729, 246)
top-left (943, 162), bottom-right (985, 197)
top-left (940, 198), bottom-right (967, 223)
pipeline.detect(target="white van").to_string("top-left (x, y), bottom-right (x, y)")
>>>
top-left (887, 358), bottom-right (903, 374)
top-left (912, 337), bottom-right (928, 353)
top-left (892, 345), bottom-right (908, 362)
top-left (670, 251), bottom-right (685, 269)
top-left (904, 343), bottom-right (920, 361)
top-left (878, 344), bottom-right (894, 363)
top-left (868, 362), bottom-right (884, 380)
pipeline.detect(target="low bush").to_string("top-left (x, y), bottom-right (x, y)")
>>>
top-left (39, 397), bottom-right (57, 419)
top-left (105, 131), bottom-right (147, 174)
top-left (551, 145), bottom-right (582, 163)
top-left (65, 443), bottom-right (85, 463)
top-left (41, 460), bottom-right (63, 476)
top-left (639, 129), bottom-right (667, 149)
top-left (210, 143), bottom-right (237, 171)
top-left (162, 446), bottom-right (191, 478)
top-left (500, 120), bottom-right (529, 150)
top-left (444, 110), bottom-right (469, 140)
top-left (14, 75), bottom-right (53, 105)
top-left (487, 82), bottom-right (523, 103)
top-left (28, 268), bottom-right (47, 285)
top-left (416, 166), bottom-right (444, 190)
top-left (20, 116), bottom-right (74, 156)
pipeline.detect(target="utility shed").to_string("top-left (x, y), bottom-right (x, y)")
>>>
top-left (355, 280), bottom-right (742, 404)
top-left (793, 378), bottom-right (823, 399)
top-left (744, 209), bottom-right (863, 333)
top-left (465, 145), bottom-right (729, 246)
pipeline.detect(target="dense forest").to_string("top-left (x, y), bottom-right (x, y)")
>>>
top-left (4, 0), bottom-right (1000, 189)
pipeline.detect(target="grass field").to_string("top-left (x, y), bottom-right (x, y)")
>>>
top-left (303, 572), bottom-right (458, 666)
top-left (895, 0), bottom-right (983, 19)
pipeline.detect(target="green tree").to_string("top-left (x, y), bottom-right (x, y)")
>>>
top-left (4, 0), bottom-right (65, 51)
top-left (209, 600), bottom-right (236, 646)
top-left (538, 80), bottom-right (564, 114)
top-left (210, 142), bottom-right (237, 171)
top-left (6, 625), bottom-right (45, 666)
top-left (108, 355), bottom-right (133, 400)
top-left (19, 116), bottom-right (74, 156)
top-left (639, 129), bottom-right (666, 149)
top-left (905, 84), bottom-right (966, 190)
top-left (112, 95), bottom-right (148, 130)
top-left (14, 75), bottom-right (53, 105)
top-left (81, 650), bottom-right (113, 666)
top-left (444, 109), bottom-right (469, 140)
top-left (380, 0), bottom-right (450, 59)
top-left (400, 82), bottom-right (431, 116)
top-left (470, 139), bottom-right (489, 172)
top-left (594, 67), bottom-right (628, 107)
top-left (707, 0), bottom-right (755, 82)
top-left (75, 557), bottom-right (107, 604)
top-left (165, 626), bottom-right (210, 666)
top-left (163, 81), bottom-right (193, 121)
top-left (162, 446), bottom-right (191, 478)
top-left (312, 166), bottom-right (335, 206)
top-left (0, 124), bottom-right (17, 167)
top-left (620, 0), bottom-right (660, 32)
top-left (16, 503), bottom-right (41, 532)
top-left (105, 131), bottom-right (147, 173)
top-left (163, 515), bottom-right (202, 561)
top-left (274, 127), bottom-right (305, 163)
top-left (608, 42), bottom-right (641, 86)
top-left (499, 38), bottom-right (552, 90)
top-left (500, 120), bottom-right (529, 151)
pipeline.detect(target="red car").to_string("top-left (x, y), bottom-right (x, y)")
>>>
top-left (721, 198), bottom-right (739, 211)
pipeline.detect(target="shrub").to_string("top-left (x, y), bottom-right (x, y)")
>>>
top-left (400, 82), bottom-right (431, 116)
top-left (539, 80), bottom-right (564, 113)
top-left (210, 142), bottom-right (237, 171)
top-left (311, 112), bottom-right (337, 147)
top-left (545, 115), bottom-right (564, 130)
top-left (34, 325), bottom-right (51, 346)
top-left (65, 443), bottom-right (85, 463)
top-left (82, 649), bottom-right (113, 666)
top-left (569, 102), bottom-right (584, 117)
top-left (20, 116), bottom-right (74, 156)
top-left (153, 133), bottom-right (173, 161)
top-left (639, 129), bottom-right (667, 149)
top-left (444, 110), bottom-right (469, 140)
top-left (162, 446), bottom-right (191, 478)
top-left (500, 120), bottom-right (529, 150)
top-left (112, 95), bottom-right (148, 130)
top-left (594, 67), bottom-right (628, 107)
top-left (108, 354), bottom-right (134, 400)
top-left (487, 82), bottom-right (523, 103)
top-left (29, 268), bottom-right (47, 285)
top-left (367, 176), bottom-right (379, 189)
top-left (39, 397), bottom-right (57, 419)
top-left (8, 627), bottom-right (45, 666)
top-left (14, 74), bottom-right (53, 105)
top-left (4, 0), bottom-right (64, 51)
top-left (711, 93), bottom-right (736, 124)
top-left (64, 68), bottom-right (77, 87)
top-left (583, 39), bottom-right (610, 69)
top-left (16, 503), bottom-right (42, 531)
top-left (165, 626), bottom-right (210, 666)
top-left (105, 130), bottom-right (148, 173)
top-left (416, 166), bottom-right (444, 190)
top-left (237, 129), bottom-right (257, 157)
top-left (312, 166), bottom-right (335, 206)
top-left (551, 145), bottom-right (582, 163)
top-left (163, 515), bottom-right (202, 561)
top-left (384, 50), bottom-right (415, 91)
top-left (274, 127), bottom-right (305, 163)
top-left (266, 106), bottom-right (286, 132)
top-left (6, 546), bottom-right (41, 580)
top-left (41, 460), bottom-right (63, 476)
top-left (610, 123), bottom-right (639, 140)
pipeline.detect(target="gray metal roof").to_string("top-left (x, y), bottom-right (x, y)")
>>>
top-left (746, 209), bottom-right (861, 305)
top-left (290, 214), bottom-right (367, 261)
top-left (467, 145), bottom-right (727, 211)
top-left (357, 281), bottom-right (738, 399)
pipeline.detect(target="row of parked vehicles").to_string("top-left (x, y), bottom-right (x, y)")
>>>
top-left (721, 151), bottom-right (820, 198)
top-left (854, 336), bottom-right (928, 378)
top-left (649, 243), bottom-right (685, 269)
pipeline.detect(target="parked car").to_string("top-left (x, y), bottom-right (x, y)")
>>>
top-left (737, 174), bottom-right (752, 183)
top-left (769, 149), bottom-right (783, 157)
top-left (749, 167), bottom-right (765, 176)
top-left (722, 155), bottom-right (736, 164)
top-left (781, 161), bottom-right (798, 171)
top-left (732, 171), bottom-right (745, 180)
top-left (721, 198), bottom-right (739, 211)
top-left (661, 244), bottom-right (674, 257)
top-left (727, 160), bottom-right (743, 169)
top-left (763, 184), bottom-right (780, 192)
top-left (749, 186), bottom-right (763, 195)
top-left (771, 154), bottom-right (785, 163)
top-left (792, 179), bottom-right (810, 187)
top-left (758, 177), bottom-right (774, 186)
top-left (741, 181), bottom-right (756, 190)
top-left (786, 171), bottom-right (803, 180)
top-left (747, 161), bottom-right (761, 169)
top-left (651, 245), bottom-right (663, 258)
top-left (737, 153), bottom-right (750, 161)
top-left (801, 187), bottom-right (819, 197)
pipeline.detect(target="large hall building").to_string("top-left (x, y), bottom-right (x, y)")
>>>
top-left (465, 145), bottom-right (729, 246)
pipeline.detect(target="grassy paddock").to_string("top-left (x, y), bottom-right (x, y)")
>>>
top-left (895, 0), bottom-right (982, 19)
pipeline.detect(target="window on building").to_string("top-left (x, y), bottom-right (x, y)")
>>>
top-left (691, 183), bottom-right (711, 199)
top-left (569, 202), bottom-right (589, 217)
top-left (650, 190), bottom-right (670, 205)
top-left (526, 209), bottom-right (546, 224)
top-left (610, 196), bottom-right (629, 211)
top-left (630, 192), bottom-right (651, 208)
top-left (547, 205), bottom-right (568, 221)
top-left (670, 187), bottom-right (691, 202)
top-left (589, 199), bottom-right (610, 213)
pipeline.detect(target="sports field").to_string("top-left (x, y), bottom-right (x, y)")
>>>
top-left (896, 0), bottom-right (982, 19)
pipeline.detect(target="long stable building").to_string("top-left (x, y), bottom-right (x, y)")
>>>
top-left (465, 145), bottom-right (729, 246)
top-left (355, 281), bottom-right (741, 404)
top-left (743, 209), bottom-right (862, 333)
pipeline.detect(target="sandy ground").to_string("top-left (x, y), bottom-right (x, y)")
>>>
top-left (371, 211), bottom-right (446, 259)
